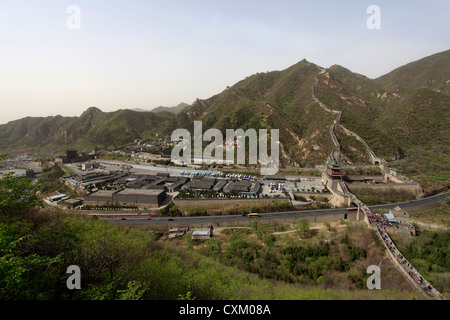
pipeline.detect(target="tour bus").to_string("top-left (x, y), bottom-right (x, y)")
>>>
top-left (248, 213), bottom-right (261, 218)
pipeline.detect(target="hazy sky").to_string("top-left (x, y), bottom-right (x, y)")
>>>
top-left (0, 0), bottom-right (449, 124)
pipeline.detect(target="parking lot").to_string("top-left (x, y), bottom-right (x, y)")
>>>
top-left (258, 177), bottom-right (325, 198)
top-left (66, 160), bottom-right (326, 198)
top-left (179, 170), bottom-right (257, 181)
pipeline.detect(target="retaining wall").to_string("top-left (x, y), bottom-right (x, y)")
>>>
top-left (347, 183), bottom-right (423, 198)
top-left (150, 211), bottom-right (357, 231)
top-left (173, 197), bottom-right (290, 208)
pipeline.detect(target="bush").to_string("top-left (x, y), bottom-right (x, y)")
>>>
top-left (0, 171), bottom-right (41, 216)
top-left (347, 246), bottom-right (366, 262)
top-left (295, 195), bottom-right (307, 202)
top-left (333, 257), bottom-right (348, 271)
top-left (161, 203), bottom-right (183, 217)
top-left (340, 234), bottom-right (349, 245)
top-left (353, 188), bottom-right (415, 205)
top-left (295, 218), bottom-right (310, 237)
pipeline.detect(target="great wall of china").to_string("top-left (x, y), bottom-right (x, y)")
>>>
top-left (311, 68), bottom-right (445, 300)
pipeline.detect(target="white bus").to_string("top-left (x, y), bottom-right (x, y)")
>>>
top-left (248, 213), bottom-right (261, 218)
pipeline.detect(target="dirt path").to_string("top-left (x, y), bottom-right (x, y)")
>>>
top-left (213, 221), bottom-right (344, 236)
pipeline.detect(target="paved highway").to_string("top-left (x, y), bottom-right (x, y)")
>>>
top-left (102, 191), bottom-right (449, 226)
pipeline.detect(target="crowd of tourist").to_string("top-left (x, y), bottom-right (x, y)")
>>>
top-left (347, 194), bottom-right (443, 299)
top-left (375, 219), bottom-right (439, 298)
top-left (367, 211), bottom-right (415, 232)
top-left (367, 212), bottom-right (397, 228)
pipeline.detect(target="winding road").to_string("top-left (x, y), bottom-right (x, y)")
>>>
top-left (103, 191), bottom-right (449, 226)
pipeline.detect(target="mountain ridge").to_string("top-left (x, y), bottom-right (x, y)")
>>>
top-left (0, 107), bottom-right (175, 153)
top-left (0, 50), bottom-right (448, 168)
top-left (130, 102), bottom-right (189, 114)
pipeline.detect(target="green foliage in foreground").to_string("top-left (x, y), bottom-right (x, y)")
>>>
top-left (207, 223), bottom-right (369, 288)
top-left (392, 228), bottom-right (450, 294)
top-left (0, 208), bottom-right (388, 300)
top-left (0, 169), bottom-right (41, 215)
top-left (0, 170), bottom-right (421, 300)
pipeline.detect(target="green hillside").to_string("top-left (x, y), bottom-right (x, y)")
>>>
top-left (314, 50), bottom-right (450, 161)
top-left (0, 107), bottom-right (175, 154)
top-left (0, 172), bottom-right (422, 300)
top-left (311, 50), bottom-right (449, 192)
top-left (375, 50), bottom-right (450, 95)
top-left (166, 60), bottom-right (336, 167)
top-left (166, 50), bottom-right (449, 169)
top-left (0, 50), bottom-right (448, 175)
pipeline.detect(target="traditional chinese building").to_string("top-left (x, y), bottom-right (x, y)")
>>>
top-left (325, 161), bottom-right (342, 180)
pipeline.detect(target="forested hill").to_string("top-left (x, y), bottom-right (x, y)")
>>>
top-left (314, 50), bottom-right (450, 159)
top-left (165, 59), bottom-right (337, 167)
top-left (0, 107), bottom-right (175, 154)
top-left (0, 50), bottom-right (448, 168)
top-left (166, 50), bottom-right (449, 166)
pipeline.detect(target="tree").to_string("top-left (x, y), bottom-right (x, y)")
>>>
top-left (262, 234), bottom-right (275, 248)
top-left (295, 218), bottom-right (310, 237)
top-left (0, 154), bottom-right (42, 215)
top-left (117, 281), bottom-right (147, 300)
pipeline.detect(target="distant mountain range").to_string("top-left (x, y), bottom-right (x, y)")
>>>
top-left (0, 50), bottom-right (448, 167)
top-left (0, 107), bottom-right (176, 153)
top-left (131, 103), bottom-right (189, 114)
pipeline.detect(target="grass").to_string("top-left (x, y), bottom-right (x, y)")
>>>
top-left (164, 241), bottom-right (421, 300)
top-left (335, 126), bottom-right (371, 165)
top-left (58, 162), bottom-right (76, 176)
top-left (348, 187), bottom-right (416, 205)
top-left (341, 167), bottom-right (383, 176)
top-left (279, 169), bottom-right (323, 176)
top-left (182, 200), bottom-right (296, 216)
top-left (37, 162), bottom-right (76, 197)
top-left (389, 202), bottom-right (450, 298)
top-left (391, 227), bottom-right (450, 298)
top-left (409, 201), bottom-right (450, 229)
top-left (167, 220), bottom-right (423, 299)
top-left (391, 146), bottom-right (450, 195)
top-left (385, 145), bottom-right (449, 198)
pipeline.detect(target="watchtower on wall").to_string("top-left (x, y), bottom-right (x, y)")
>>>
top-left (326, 160), bottom-right (342, 180)
top-left (322, 160), bottom-right (343, 197)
